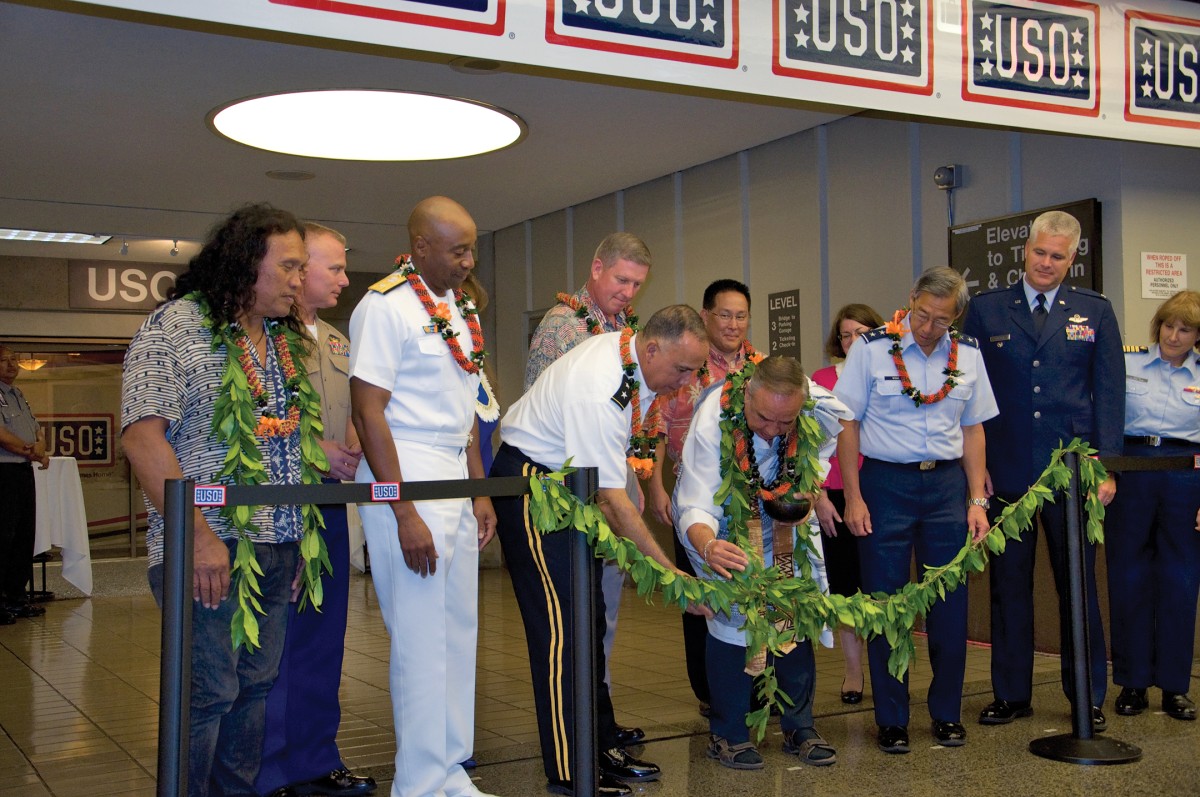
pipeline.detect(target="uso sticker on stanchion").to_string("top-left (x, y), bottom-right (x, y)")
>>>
top-left (195, 485), bottom-right (227, 506)
top-left (372, 482), bottom-right (401, 502)
top-left (1194, 455), bottom-right (1199, 470)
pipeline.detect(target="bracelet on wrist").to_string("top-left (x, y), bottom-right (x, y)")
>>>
top-left (701, 537), bottom-right (717, 565)
top-left (968, 497), bottom-right (990, 510)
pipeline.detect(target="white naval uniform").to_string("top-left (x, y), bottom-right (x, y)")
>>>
top-left (349, 277), bottom-right (483, 797)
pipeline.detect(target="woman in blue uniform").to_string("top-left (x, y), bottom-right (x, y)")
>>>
top-left (1107, 289), bottom-right (1200, 722)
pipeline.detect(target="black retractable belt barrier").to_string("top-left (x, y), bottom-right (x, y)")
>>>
top-left (568, 468), bottom-right (599, 797)
top-left (155, 469), bottom-right (596, 797)
top-left (1026, 451), bottom-right (1195, 765)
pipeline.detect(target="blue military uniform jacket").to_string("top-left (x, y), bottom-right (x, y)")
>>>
top-left (962, 282), bottom-right (1124, 495)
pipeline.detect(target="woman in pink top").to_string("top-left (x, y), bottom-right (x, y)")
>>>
top-left (812, 303), bottom-right (883, 705)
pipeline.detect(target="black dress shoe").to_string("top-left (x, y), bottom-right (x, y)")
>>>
top-left (978, 699), bottom-right (1033, 725)
top-left (547, 773), bottom-right (631, 796)
top-left (1091, 706), bottom-right (1107, 732)
top-left (5, 602), bottom-right (45, 618)
top-left (614, 725), bottom-right (645, 746)
top-left (931, 720), bottom-right (967, 747)
top-left (599, 747), bottom-right (660, 782)
top-left (876, 725), bottom-right (909, 754)
top-left (297, 768), bottom-right (377, 796)
top-left (266, 788), bottom-right (299, 797)
top-left (1115, 687), bottom-right (1149, 716)
top-left (841, 676), bottom-right (864, 705)
top-left (1163, 692), bottom-right (1197, 721)
top-left (0, 609), bottom-right (14, 626)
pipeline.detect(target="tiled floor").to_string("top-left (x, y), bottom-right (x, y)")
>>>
top-left (1, 563), bottom-right (1198, 797)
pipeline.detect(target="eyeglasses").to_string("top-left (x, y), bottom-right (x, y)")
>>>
top-left (909, 308), bottom-right (953, 331)
top-left (712, 311), bottom-right (749, 323)
top-left (838, 329), bottom-right (868, 342)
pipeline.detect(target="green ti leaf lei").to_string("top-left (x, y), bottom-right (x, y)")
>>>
top-left (526, 435), bottom-right (1107, 743)
top-left (192, 292), bottom-right (332, 652)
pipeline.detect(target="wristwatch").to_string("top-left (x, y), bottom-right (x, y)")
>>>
top-left (968, 498), bottom-right (990, 510)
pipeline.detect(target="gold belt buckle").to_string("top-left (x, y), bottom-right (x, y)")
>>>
top-left (1147, 436), bottom-right (1162, 447)
top-left (919, 460), bottom-right (936, 471)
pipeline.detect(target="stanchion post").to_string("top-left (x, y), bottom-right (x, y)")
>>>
top-left (1029, 453), bottom-right (1141, 764)
top-left (157, 478), bottom-right (194, 797)
top-left (568, 467), bottom-right (598, 797)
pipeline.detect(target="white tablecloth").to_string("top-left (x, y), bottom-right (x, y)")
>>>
top-left (33, 456), bottom-right (93, 595)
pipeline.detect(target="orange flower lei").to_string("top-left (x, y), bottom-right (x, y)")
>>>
top-left (620, 327), bottom-right (657, 479)
top-left (719, 368), bottom-right (800, 501)
top-left (885, 308), bottom-right (962, 407)
top-left (237, 325), bottom-right (302, 438)
top-left (556, 291), bottom-right (639, 336)
top-left (396, 255), bottom-right (486, 375)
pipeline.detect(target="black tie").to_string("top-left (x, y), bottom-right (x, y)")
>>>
top-left (1033, 293), bottom-right (1048, 336)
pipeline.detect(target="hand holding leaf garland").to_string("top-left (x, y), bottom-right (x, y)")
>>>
top-left (526, 438), bottom-right (1107, 742)
top-left (194, 292), bottom-right (332, 651)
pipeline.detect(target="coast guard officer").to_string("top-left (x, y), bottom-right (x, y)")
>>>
top-left (963, 210), bottom-right (1123, 731)
top-left (1106, 290), bottom-right (1200, 722)
top-left (834, 267), bottom-right (997, 754)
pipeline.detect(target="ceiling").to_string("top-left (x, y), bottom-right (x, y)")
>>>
top-left (0, 1), bottom-right (852, 271)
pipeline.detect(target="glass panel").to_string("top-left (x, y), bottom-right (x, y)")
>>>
top-left (2, 340), bottom-right (143, 559)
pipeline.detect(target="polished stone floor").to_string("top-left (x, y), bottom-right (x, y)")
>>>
top-left (1, 562), bottom-right (1197, 797)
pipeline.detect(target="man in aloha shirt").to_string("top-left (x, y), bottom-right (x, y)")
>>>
top-left (122, 203), bottom-right (310, 797)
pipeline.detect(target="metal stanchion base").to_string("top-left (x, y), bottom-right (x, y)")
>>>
top-left (1029, 734), bottom-right (1142, 765)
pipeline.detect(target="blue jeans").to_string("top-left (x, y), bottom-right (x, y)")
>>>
top-left (151, 540), bottom-right (299, 797)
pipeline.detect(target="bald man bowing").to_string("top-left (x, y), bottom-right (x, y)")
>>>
top-left (350, 197), bottom-right (500, 797)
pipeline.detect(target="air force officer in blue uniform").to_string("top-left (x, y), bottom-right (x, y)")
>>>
top-left (835, 267), bottom-right (998, 754)
top-left (962, 210), bottom-right (1124, 730)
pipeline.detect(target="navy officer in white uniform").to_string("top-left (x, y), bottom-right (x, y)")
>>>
top-left (1107, 289), bottom-right (1200, 723)
top-left (834, 266), bottom-right (997, 754)
top-left (492, 305), bottom-right (711, 797)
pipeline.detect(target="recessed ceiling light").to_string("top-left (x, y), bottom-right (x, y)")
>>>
top-left (0, 228), bottom-right (111, 244)
top-left (210, 90), bottom-right (525, 161)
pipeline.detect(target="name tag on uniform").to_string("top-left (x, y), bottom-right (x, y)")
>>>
top-left (1128, 375), bottom-right (1149, 383)
top-left (989, 334), bottom-right (1011, 343)
top-left (883, 375), bottom-right (901, 381)
top-left (1065, 324), bottom-right (1095, 342)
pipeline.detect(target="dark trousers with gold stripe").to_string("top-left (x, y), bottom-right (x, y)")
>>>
top-left (491, 443), bottom-right (619, 783)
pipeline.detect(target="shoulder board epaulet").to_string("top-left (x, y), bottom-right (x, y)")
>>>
top-left (610, 372), bottom-right (635, 410)
top-left (1123, 345), bottom-right (1149, 354)
top-left (971, 285), bottom-right (1009, 298)
top-left (1064, 285), bottom-right (1107, 300)
top-left (368, 272), bottom-right (407, 294)
top-left (957, 333), bottom-right (979, 349)
top-left (861, 326), bottom-right (890, 343)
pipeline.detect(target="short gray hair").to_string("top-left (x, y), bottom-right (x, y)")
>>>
top-left (911, 266), bottom-right (969, 315)
top-left (748, 356), bottom-right (809, 400)
top-left (641, 304), bottom-right (705, 344)
top-left (1028, 210), bottom-right (1081, 255)
top-left (594, 232), bottom-right (652, 269)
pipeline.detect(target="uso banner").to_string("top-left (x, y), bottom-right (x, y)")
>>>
top-left (69, 0), bottom-right (1200, 148)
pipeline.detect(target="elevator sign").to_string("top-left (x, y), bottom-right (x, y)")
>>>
top-left (767, 289), bottom-right (801, 359)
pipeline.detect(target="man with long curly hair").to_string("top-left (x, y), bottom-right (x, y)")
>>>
top-left (122, 203), bottom-right (312, 797)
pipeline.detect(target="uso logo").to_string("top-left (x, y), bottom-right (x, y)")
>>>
top-left (1126, 11), bottom-right (1200, 131)
top-left (372, 482), bottom-right (401, 502)
top-left (962, 0), bottom-right (1099, 116)
top-left (194, 486), bottom-right (227, 506)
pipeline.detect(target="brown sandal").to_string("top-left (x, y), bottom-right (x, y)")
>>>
top-left (706, 735), bottom-right (764, 770)
top-left (783, 730), bottom-right (837, 766)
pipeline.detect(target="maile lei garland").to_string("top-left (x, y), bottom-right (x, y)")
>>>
top-left (193, 292), bottom-right (331, 652)
top-left (556, 291), bottom-right (639, 336)
top-left (526, 437), bottom-right (1108, 743)
top-left (396, 255), bottom-right (487, 375)
top-left (885, 308), bottom-right (962, 407)
top-left (619, 328), bottom-right (657, 479)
